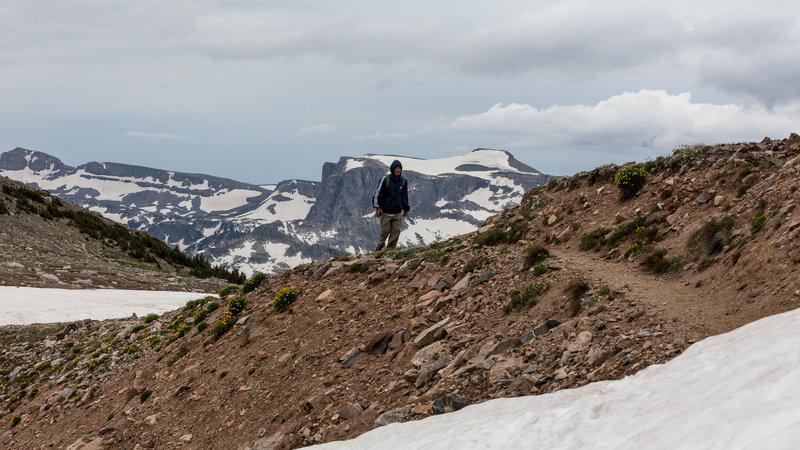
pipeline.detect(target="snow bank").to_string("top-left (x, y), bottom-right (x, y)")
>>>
top-left (0, 287), bottom-right (213, 325)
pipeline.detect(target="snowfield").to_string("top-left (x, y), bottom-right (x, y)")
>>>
top-left (315, 306), bottom-right (800, 449)
top-left (0, 287), bottom-right (213, 325)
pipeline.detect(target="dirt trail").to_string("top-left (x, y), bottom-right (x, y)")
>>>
top-left (555, 246), bottom-right (746, 340)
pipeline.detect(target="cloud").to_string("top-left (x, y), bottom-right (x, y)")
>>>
top-left (123, 131), bottom-right (189, 140)
top-left (294, 123), bottom-right (336, 137)
top-left (360, 89), bottom-right (800, 162)
top-left (350, 130), bottom-right (414, 142)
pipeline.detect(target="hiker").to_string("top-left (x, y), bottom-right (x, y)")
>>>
top-left (372, 159), bottom-right (410, 251)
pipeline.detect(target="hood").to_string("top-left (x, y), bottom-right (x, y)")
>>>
top-left (390, 160), bottom-right (402, 175)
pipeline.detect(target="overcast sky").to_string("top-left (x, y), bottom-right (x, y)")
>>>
top-left (2, 0), bottom-right (800, 184)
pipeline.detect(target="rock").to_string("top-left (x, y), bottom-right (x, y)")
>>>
top-left (367, 272), bottom-right (386, 285)
top-left (556, 226), bottom-right (573, 242)
top-left (56, 322), bottom-right (79, 340)
top-left (410, 341), bottom-right (448, 367)
top-left (145, 414), bottom-right (158, 425)
top-left (432, 394), bottom-right (473, 415)
top-left (40, 273), bottom-right (60, 282)
top-left (554, 369), bottom-right (568, 381)
top-left (505, 375), bottom-right (537, 394)
top-left (415, 354), bottom-right (452, 387)
top-left (413, 317), bottom-right (451, 347)
top-left (488, 356), bottom-right (524, 381)
top-left (178, 434), bottom-right (193, 443)
top-left (567, 331), bottom-right (592, 352)
top-left (403, 368), bottom-right (420, 383)
top-left (696, 191), bottom-right (712, 203)
top-left (252, 431), bottom-right (289, 450)
top-left (412, 402), bottom-right (433, 414)
top-left (547, 215), bottom-right (558, 225)
top-left (451, 275), bottom-right (472, 292)
top-left (363, 330), bottom-right (393, 355)
top-left (532, 324), bottom-right (549, 336)
top-left (417, 290), bottom-right (443, 306)
top-left (519, 331), bottom-right (535, 344)
top-left (339, 348), bottom-right (362, 368)
top-left (614, 212), bottom-right (625, 224)
top-left (311, 263), bottom-right (331, 281)
top-left (713, 195), bottom-right (725, 206)
top-left (471, 270), bottom-right (494, 287)
top-left (315, 289), bottom-right (335, 302)
top-left (374, 406), bottom-right (412, 427)
top-left (337, 403), bottom-right (363, 420)
top-left (545, 318), bottom-right (562, 329)
top-left (8, 366), bottom-right (22, 381)
top-left (748, 290), bottom-right (763, 298)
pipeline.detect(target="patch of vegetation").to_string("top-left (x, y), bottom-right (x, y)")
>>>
top-left (209, 295), bottom-right (247, 339)
top-left (348, 263), bottom-right (369, 273)
top-left (622, 241), bottom-right (643, 258)
top-left (196, 321), bottom-right (208, 332)
top-left (523, 245), bottom-right (550, 269)
top-left (580, 227), bottom-right (609, 251)
top-left (242, 272), bottom-right (268, 293)
top-left (139, 390), bottom-right (152, 403)
top-left (167, 344), bottom-right (189, 367)
top-left (11, 413), bottom-right (21, 427)
top-left (503, 282), bottom-right (550, 313)
top-left (474, 219), bottom-right (527, 247)
top-left (463, 256), bottom-right (489, 275)
top-left (565, 279), bottom-right (590, 317)
top-left (607, 216), bottom-right (647, 247)
top-left (689, 217), bottom-right (735, 255)
top-left (751, 213), bottom-right (766, 232)
top-left (533, 263), bottom-right (548, 275)
top-left (272, 287), bottom-right (298, 310)
top-left (219, 285), bottom-right (240, 297)
top-left (640, 248), bottom-right (682, 274)
top-left (614, 166), bottom-right (647, 200)
top-left (143, 313), bottom-right (159, 324)
top-left (737, 184), bottom-right (751, 198)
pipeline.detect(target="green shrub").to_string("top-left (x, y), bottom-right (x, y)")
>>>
top-left (622, 241), bottom-right (643, 258)
top-left (139, 390), bottom-right (152, 403)
top-left (209, 295), bottom-right (247, 339)
top-left (614, 166), bottom-right (647, 200)
top-left (524, 246), bottom-right (549, 268)
top-left (751, 213), bottom-right (766, 232)
top-left (689, 217), bottom-right (735, 255)
top-left (11, 413), bottom-right (21, 427)
top-left (565, 279), bottom-right (590, 317)
top-left (193, 309), bottom-right (209, 324)
top-left (474, 229), bottom-right (507, 247)
top-left (167, 344), bottom-right (188, 367)
top-left (219, 285), bottom-right (240, 297)
top-left (196, 321), bottom-right (208, 332)
top-left (242, 273), bottom-right (268, 293)
top-left (206, 301), bottom-right (220, 312)
top-left (737, 184), bottom-right (751, 198)
top-left (640, 248), bottom-right (681, 274)
top-left (348, 263), bottom-right (368, 273)
top-left (580, 227), bottom-right (609, 251)
top-left (533, 263), bottom-right (548, 275)
top-left (272, 287), bottom-right (298, 310)
top-left (131, 324), bottom-right (145, 334)
top-left (143, 313), bottom-right (159, 324)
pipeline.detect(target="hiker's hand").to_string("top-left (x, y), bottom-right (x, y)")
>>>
top-left (402, 211), bottom-right (408, 217)
top-left (376, 208), bottom-right (382, 217)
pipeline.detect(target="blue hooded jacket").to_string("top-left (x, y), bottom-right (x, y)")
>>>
top-left (372, 160), bottom-right (410, 214)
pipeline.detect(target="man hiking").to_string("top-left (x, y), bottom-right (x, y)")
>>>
top-left (372, 159), bottom-right (410, 251)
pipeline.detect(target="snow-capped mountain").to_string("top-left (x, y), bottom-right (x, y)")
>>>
top-left (0, 147), bottom-right (551, 274)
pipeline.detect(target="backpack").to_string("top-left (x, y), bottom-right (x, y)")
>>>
top-left (385, 174), bottom-right (407, 188)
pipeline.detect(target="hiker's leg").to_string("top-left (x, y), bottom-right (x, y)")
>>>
top-left (376, 214), bottom-right (391, 251)
top-left (386, 214), bottom-right (402, 249)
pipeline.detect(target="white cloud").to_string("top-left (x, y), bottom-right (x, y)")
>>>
top-left (124, 131), bottom-right (189, 140)
top-left (436, 90), bottom-right (800, 149)
top-left (294, 123), bottom-right (337, 136)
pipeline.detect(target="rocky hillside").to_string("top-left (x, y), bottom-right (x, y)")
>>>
top-left (2, 135), bottom-right (800, 448)
top-left (0, 148), bottom-right (551, 274)
top-left (0, 176), bottom-right (243, 291)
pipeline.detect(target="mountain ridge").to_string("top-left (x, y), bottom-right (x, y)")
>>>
top-left (0, 147), bottom-right (552, 275)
